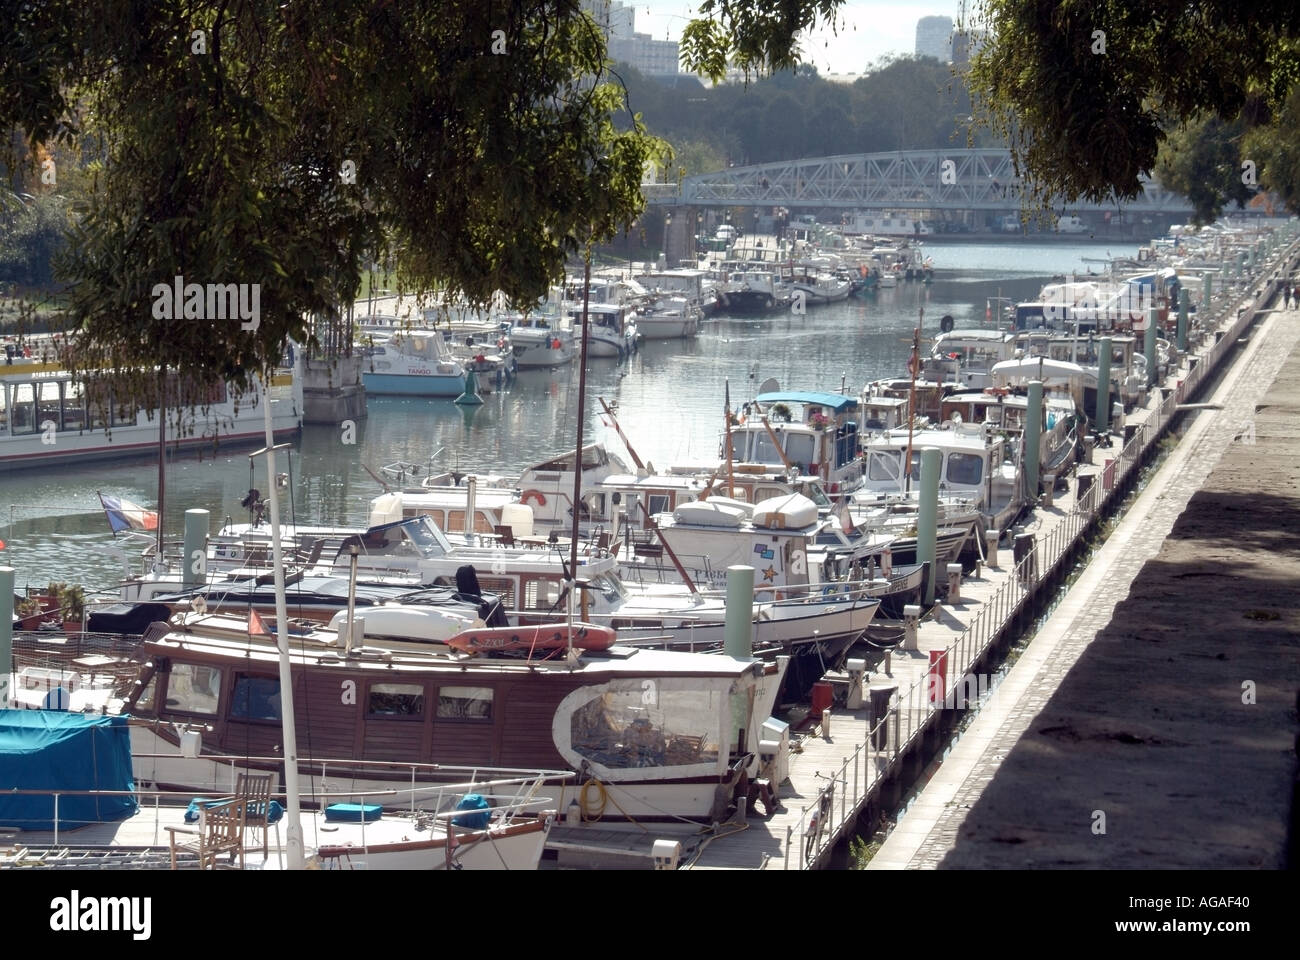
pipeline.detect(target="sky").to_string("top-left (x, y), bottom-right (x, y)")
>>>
top-left (631, 0), bottom-right (972, 77)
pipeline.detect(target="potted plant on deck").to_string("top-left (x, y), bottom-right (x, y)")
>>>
top-left (17, 596), bottom-right (43, 630)
top-left (58, 584), bottom-right (85, 633)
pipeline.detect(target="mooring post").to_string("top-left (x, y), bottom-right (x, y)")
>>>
top-left (0, 567), bottom-right (13, 709)
top-left (1024, 380), bottom-right (1043, 502)
top-left (918, 447), bottom-right (941, 606)
top-left (1177, 288), bottom-right (1189, 353)
top-left (183, 508), bottom-right (209, 588)
top-left (1096, 336), bottom-right (1112, 434)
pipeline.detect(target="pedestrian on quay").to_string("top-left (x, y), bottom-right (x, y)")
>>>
top-left (1292, 284), bottom-right (1299, 308)
top-left (1285, 287), bottom-right (1292, 309)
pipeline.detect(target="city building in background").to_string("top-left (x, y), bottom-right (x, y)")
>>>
top-left (915, 16), bottom-right (954, 62)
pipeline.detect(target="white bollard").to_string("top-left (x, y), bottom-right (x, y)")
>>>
top-left (902, 604), bottom-right (921, 650)
top-left (1043, 473), bottom-right (1057, 508)
top-left (985, 529), bottom-right (1001, 569)
top-left (845, 658), bottom-right (867, 710)
top-left (652, 839), bottom-right (682, 870)
top-left (822, 708), bottom-right (832, 740)
top-left (946, 563), bottom-right (963, 603)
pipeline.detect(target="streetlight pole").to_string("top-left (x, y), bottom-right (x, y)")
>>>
top-left (663, 212), bottom-right (672, 267)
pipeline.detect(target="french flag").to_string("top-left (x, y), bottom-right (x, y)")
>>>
top-left (98, 492), bottom-right (159, 533)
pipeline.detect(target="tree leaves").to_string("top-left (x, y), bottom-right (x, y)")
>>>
top-left (4, 1), bottom-right (667, 408)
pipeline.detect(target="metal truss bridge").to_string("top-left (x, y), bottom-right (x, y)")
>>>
top-left (645, 148), bottom-right (1194, 214)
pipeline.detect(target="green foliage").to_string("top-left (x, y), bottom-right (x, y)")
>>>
top-left (1244, 82), bottom-right (1300, 214)
top-left (612, 56), bottom-right (986, 170)
top-left (680, 0), bottom-right (845, 82)
top-left (0, 193), bottom-right (70, 286)
top-left (968, 0), bottom-right (1300, 211)
top-left (2, 1), bottom-right (667, 411)
top-left (1155, 115), bottom-right (1253, 225)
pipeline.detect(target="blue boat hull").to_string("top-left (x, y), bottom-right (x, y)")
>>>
top-left (362, 372), bottom-right (467, 397)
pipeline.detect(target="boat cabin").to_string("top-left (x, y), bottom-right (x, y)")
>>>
top-left (730, 391), bottom-right (863, 491)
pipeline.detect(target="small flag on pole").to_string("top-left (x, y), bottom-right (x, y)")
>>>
top-left (248, 608), bottom-right (271, 637)
top-left (98, 492), bottom-right (159, 534)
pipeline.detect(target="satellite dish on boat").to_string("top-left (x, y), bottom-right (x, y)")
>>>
top-left (758, 377), bottom-right (780, 395)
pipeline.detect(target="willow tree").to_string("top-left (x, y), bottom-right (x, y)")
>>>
top-left (1, 1), bottom-right (665, 407)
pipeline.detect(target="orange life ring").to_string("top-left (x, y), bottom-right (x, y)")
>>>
top-left (521, 489), bottom-right (547, 507)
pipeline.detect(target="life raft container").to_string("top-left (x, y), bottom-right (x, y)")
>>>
top-left (447, 623), bottom-right (617, 655)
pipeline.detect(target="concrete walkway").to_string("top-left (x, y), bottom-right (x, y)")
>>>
top-left (869, 301), bottom-right (1300, 869)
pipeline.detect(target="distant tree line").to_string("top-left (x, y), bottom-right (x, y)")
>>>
top-left (612, 56), bottom-right (1000, 178)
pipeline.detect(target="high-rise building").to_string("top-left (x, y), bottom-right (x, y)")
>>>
top-left (606, 1), bottom-right (679, 77)
top-left (951, 28), bottom-right (987, 67)
top-left (608, 0), bottom-right (635, 39)
top-left (915, 16), bottom-right (954, 62)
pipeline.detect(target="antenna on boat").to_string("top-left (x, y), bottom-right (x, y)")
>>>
top-left (251, 373), bottom-right (305, 870)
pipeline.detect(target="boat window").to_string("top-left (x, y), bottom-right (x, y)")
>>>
top-left (230, 674), bottom-right (282, 722)
top-left (477, 576), bottom-right (515, 609)
top-left (111, 394), bottom-right (135, 427)
top-left (804, 483), bottom-right (832, 508)
top-left (569, 687), bottom-right (720, 769)
top-left (868, 450), bottom-right (901, 482)
top-left (784, 434), bottom-right (816, 467)
top-left (589, 574), bottom-right (626, 603)
top-left (369, 682), bottom-right (424, 718)
top-left (61, 380), bottom-right (86, 431)
top-left (9, 383), bottom-right (36, 435)
top-left (947, 452), bottom-right (983, 486)
top-left (647, 494), bottom-right (670, 517)
top-left (400, 517), bottom-right (451, 556)
top-left (164, 663), bottom-right (221, 716)
top-left (437, 685), bottom-right (492, 720)
top-left (38, 381), bottom-right (61, 432)
top-left (523, 577), bottom-right (564, 610)
top-left (134, 675), bottom-right (158, 715)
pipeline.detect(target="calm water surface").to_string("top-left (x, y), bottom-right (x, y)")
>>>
top-left (0, 242), bottom-right (1120, 593)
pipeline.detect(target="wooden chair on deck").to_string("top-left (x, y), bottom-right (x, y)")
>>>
top-left (493, 524), bottom-right (515, 547)
top-left (165, 799), bottom-right (244, 870)
top-left (235, 772), bottom-right (280, 868)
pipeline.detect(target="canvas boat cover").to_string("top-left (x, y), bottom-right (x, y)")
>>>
top-left (0, 711), bottom-right (137, 831)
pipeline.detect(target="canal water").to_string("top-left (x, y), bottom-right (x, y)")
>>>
top-left (0, 242), bottom-right (1119, 596)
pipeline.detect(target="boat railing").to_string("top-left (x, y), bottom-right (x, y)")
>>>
top-left (5, 762), bottom-right (573, 848)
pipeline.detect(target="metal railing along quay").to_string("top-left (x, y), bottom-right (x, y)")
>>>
top-left (780, 239), bottom-right (1297, 871)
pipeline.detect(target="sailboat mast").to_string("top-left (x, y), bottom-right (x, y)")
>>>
top-left (904, 316), bottom-right (921, 495)
top-left (259, 375), bottom-right (305, 869)
top-left (724, 378), bottom-right (735, 497)
top-left (155, 370), bottom-right (166, 563)
top-left (567, 250), bottom-right (594, 645)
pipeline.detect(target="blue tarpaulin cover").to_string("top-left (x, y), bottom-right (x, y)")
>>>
top-left (0, 711), bottom-right (137, 831)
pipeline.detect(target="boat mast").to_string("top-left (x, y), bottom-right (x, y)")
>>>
top-left (257, 373), bottom-right (305, 869)
top-left (904, 313), bottom-right (922, 495)
top-left (155, 369), bottom-right (166, 565)
top-left (567, 247), bottom-right (594, 646)
top-left (724, 378), bottom-right (735, 497)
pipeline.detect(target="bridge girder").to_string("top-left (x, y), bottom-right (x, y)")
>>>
top-left (655, 149), bottom-right (1193, 214)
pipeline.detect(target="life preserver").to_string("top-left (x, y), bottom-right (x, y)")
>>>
top-left (521, 489), bottom-right (547, 507)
